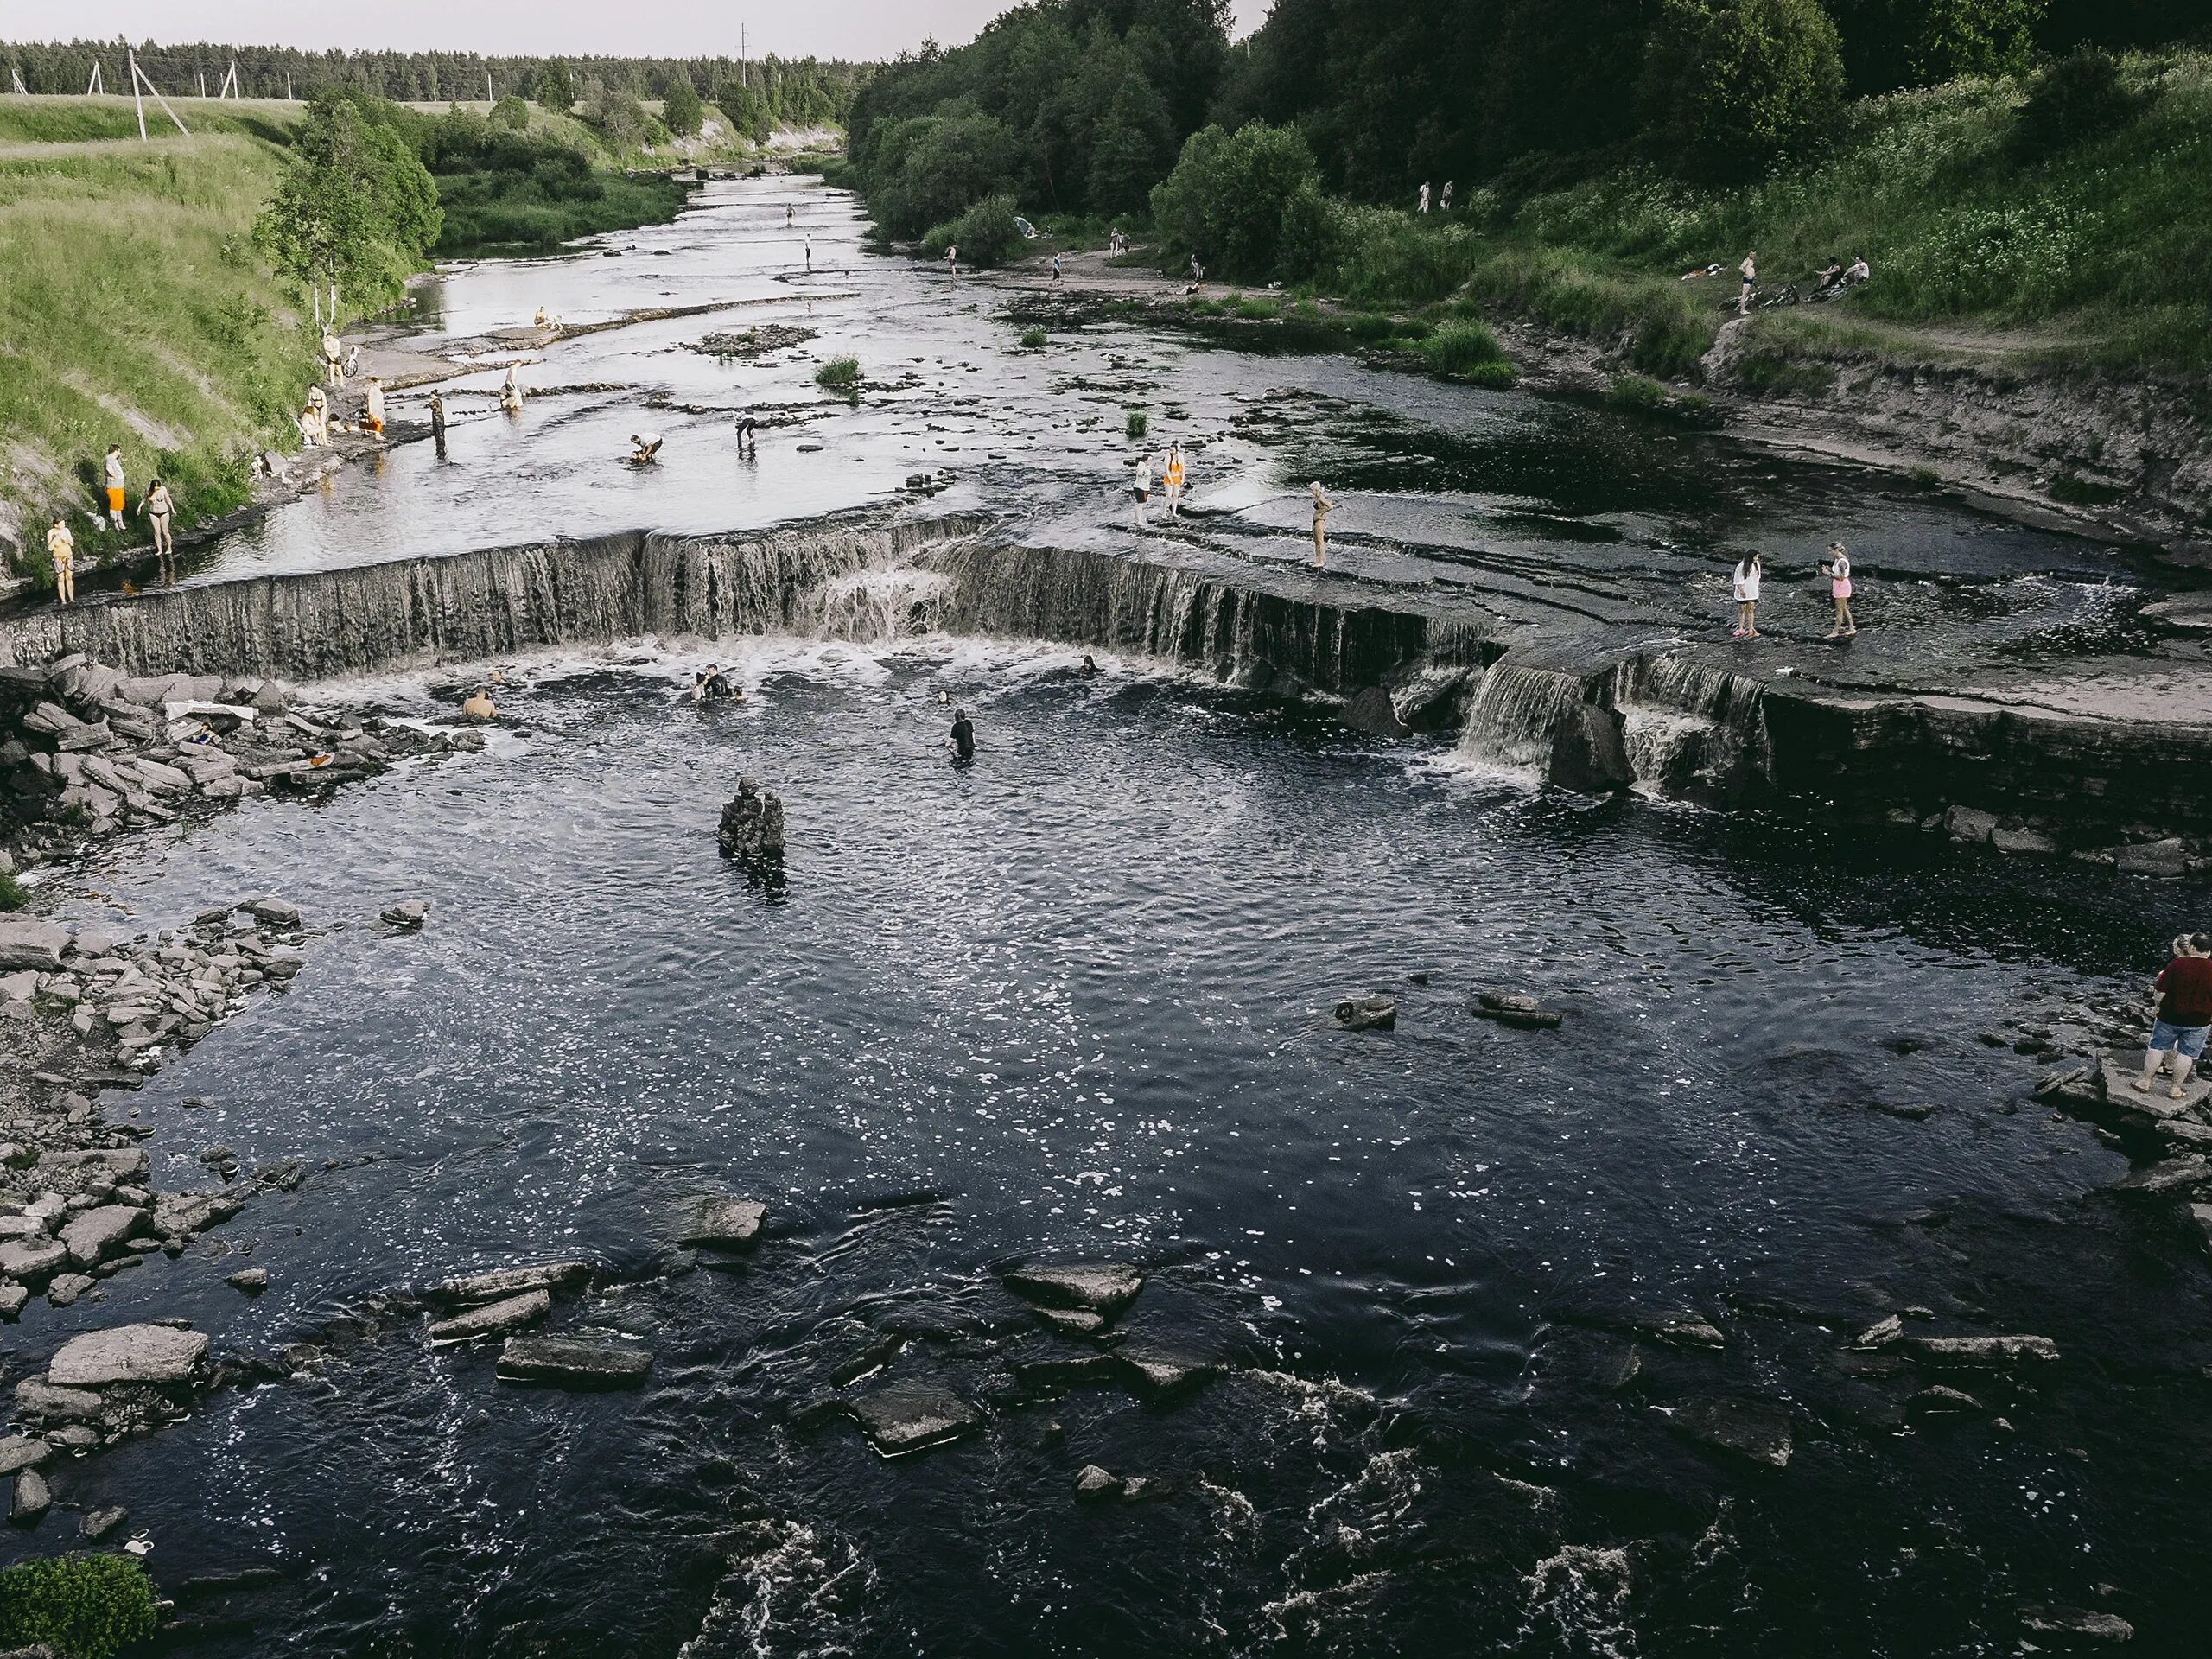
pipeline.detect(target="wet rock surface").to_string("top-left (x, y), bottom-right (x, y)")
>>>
top-left (846, 1387), bottom-right (981, 1458)
top-left (495, 1337), bottom-right (653, 1389)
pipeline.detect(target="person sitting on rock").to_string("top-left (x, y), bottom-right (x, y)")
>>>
top-left (461, 686), bottom-right (498, 722)
top-left (2137, 931), bottom-right (2212, 1100)
top-left (692, 664), bottom-right (738, 702)
top-left (718, 776), bottom-right (785, 860)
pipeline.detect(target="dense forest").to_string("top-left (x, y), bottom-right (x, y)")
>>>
top-left (0, 39), bottom-right (862, 130)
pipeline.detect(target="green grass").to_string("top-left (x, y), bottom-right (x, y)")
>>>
top-left (0, 96), bottom-right (302, 147)
top-left (1126, 410), bottom-right (1147, 439)
top-left (0, 868), bottom-right (27, 911)
top-left (815, 355), bottom-right (861, 394)
top-left (1019, 326), bottom-right (1048, 349)
top-left (1420, 321), bottom-right (1512, 385)
top-left (0, 113), bottom-right (315, 578)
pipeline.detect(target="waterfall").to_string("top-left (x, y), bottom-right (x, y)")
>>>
top-left (918, 541), bottom-right (1433, 694)
top-left (1610, 654), bottom-right (1771, 802)
top-left (1455, 660), bottom-right (1603, 778)
top-left (0, 513), bottom-right (989, 681)
top-left (800, 567), bottom-right (950, 643)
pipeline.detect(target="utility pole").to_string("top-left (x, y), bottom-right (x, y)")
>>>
top-left (87, 60), bottom-right (105, 96)
top-left (741, 25), bottom-right (747, 90)
top-left (128, 51), bottom-right (190, 137)
top-left (10, 64), bottom-right (27, 97)
top-left (130, 56), bottom-right (145, 137)
top-left (486, 68), bottom-right (493, 104)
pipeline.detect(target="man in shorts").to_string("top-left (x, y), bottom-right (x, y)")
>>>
top-left (2136, 931), bottom-right (2212, 1099)
top-left (1737, 251), bottom-right (1757, 315)
top-left (103, 445), bottom-right (127, 528)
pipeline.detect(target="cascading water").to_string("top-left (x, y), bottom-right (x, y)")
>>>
top-left (1611, 653), bottom-right (1771, 801)
top-left (1452, 660), bottom-right (1599, 779)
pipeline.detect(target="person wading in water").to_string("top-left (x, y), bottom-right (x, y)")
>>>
top-left (949, 709), bottom-right (976, 762)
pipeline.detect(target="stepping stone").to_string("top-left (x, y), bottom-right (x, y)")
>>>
top-left (1674, 1397), bottom-right (1792, 1468)
top-left (1472, 989), bottom-right (1564, 1030)
top-left (430, 1289), bottom-right (550, 1344)
top-left (680, 1197), bottom-right (766, 1250)
top-left (1112, 1344), bottom-right (1223, 1401)
top-left (1001, 1262), bottom-right (1142, 1319)
top-left (429, 1262), bottom-right (589, 1306)
top-left (48, 1323), bottom-right (208, 1386)
top-left (2097, 1056), bottom-right (2212, 1117)
top-left (846, 1387), bottom-right (979, 1458)
top-left (495, 1337), bottom-right (652, 1389)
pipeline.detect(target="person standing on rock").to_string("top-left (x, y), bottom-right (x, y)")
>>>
top-left (1052, 251), bottom-right (1063, 282)
top-left (307, 383), bottom-right (330, 442)
top-left (1309, 480), bottom-right (1336, 567)
top-left (945, 244), bottom-right (959, 276)
top-left (322, 330), bottom-right (345, 386)
top-left (363, 377), bottom-right (387, 439)
top-left (1163, 441), bottom-right (1186, 518)
top-left (1732, 553), bottom-right (1763, 639)
top-left (1819, 541), bottom-right (1856, 639)
top-left (46, 516), bottom-right (75, 606)
top-left (1130, 448), bottom-right (1154, 529)
top-left (429, 389), bottom-right (448, 455)
top-left (948, 708), bottom-right (976, 762)
top-left (1440, 181), bottom-right (1454, 212)
top-left (2137, 932), bottom-right (2212, 1100)
top-left (103, 445), bottom-right (127, 529)
top-left (1738, 251), bottom-right (1758, 315)
top-left (141, 476), bottom-right (175, 582)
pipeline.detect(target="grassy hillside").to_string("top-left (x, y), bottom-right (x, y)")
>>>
top-left (1281, 48), bottom-right (2212, 380)
top-left (0, 102), bottom-right (316, 579)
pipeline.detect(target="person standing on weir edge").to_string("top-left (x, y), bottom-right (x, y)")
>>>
top-left (429, 389), bottom-right (448, 455)
top-left (2138, 933), bottom-right (2212, 1100)
top-left (1732, 552), bottom-right (1763, 639)
top-left (141, 476), bottom-right (175, 582)
top-left (1309, 480), bottom-right (1335, 566)
top-left (1130, 448), bottom-right (1154, 529)
top-left (949, 708), bottom-right (976, 761)
top-left (47, 516), bottom-right (74, 606)
top-left (102, 445), bottom-right (126, 529)
top-left (1819, 540), bottom-right (1856, 639)
top-left (1163, 441), bottom-right (1186, 518)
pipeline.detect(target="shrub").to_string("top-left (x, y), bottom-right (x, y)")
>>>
top-left (1637, 0), bottom-right (1845, 182)
top-left (0, 1554), bottom-right (159, 1659)
top-left (1321, 206), bottom-right (1484, 306)
top-left (1344, 312), bottom-right (1398, 341)
top-left (1607, 372), bottom-right (1669, 409)
top-left (1233, 296), bottom-right (1280, 320)
top-left (490, 96), bottom-right (531, 132)
top-left (921, 194), bottom-right (1027, 269)
top-left (1126, 410), bottom-right (1148, 438)
top-left (535, 60), bottom-right (576, 113)
top-left (815, 356), bottom-right (861, 393)
top-left (1019, 326), bottom-right (1048, 349)
top-left (0, 869), bottom-right (26, 912)
top-left (1391, 316), bottom-right (1436, 341)
top-left (1149, 120), bottom-right (1320, 283)
top-left (1421, 321), bottom-right (1515, 385)
top-left (2012, 48), bottom-right (2151, 162)
top-left (662, 78), bottom-right (703, 139)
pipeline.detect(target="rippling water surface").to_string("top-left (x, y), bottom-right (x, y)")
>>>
top-left (11, 642), bottom-right (2206, 1656)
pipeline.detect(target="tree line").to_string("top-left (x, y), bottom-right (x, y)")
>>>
top-left (0, 37), bottom-right (863, 129)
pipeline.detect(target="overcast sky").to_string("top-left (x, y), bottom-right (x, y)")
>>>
top-left (0, 2), bottom-right (1274, 59)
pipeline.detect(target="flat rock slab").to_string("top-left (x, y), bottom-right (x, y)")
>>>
top-left (1113, 1345), bottom-right (1224, 1400)
top-left (0, 1436), bottom-right (50, 1477)
top-left (13, 1379), bottom-right (104, 1421)
top-left (49, 1322), bottom-right (210, 1386)
top-left (1674, 1398), bottom-right (1793, 1467)
top-left (681, 1197), bottom-right (766, 1249)
top-left (1334, 994), bottom-right (1397, 1032)
top-left (0, 918), bottom-right (69, 972)
top-left (60, 1204), bottom-right (146, 1268)
top-left (496, 1337), bottom-right (652, 1389)
top-left (1473, 989), bottom-right (1566, 1031)
top-left (431, 1262), bottom-right (590, 1306)
top-left (0, 1238), bottom-right (67, 1283)
top-left (2102, 1154), bottom-right (2209, 1197)
top-left (1001, 1262), bottom-right (1143, 1319)
top-left (1904, 1333), bottom-right (2060, 1366)
top-left (2098, 1057), bottom-right (2212, 1116)
top-left (847, 1387), bottom-right (980, 1458)
top-left (430, 1289), bottom-right (550, 1344)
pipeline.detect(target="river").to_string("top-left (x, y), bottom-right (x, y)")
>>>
top-left (6, 177), bottom-right (2209, 1656)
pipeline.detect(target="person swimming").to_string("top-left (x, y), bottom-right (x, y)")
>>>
top-left (629, 433), bottom-right (664, 464)
top-left (949, 709), bottom-right (976, 760)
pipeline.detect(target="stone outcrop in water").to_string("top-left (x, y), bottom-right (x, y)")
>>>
top-left (717, 780), bottom-right (785, 861)
top-left (1335, 994), bottom-right (1397, 1032)
top-left (496, 1337), bottom-right (653, 1389)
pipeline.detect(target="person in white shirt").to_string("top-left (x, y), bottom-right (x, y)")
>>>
top-left (1732, 553), bottom-right (1763, 639)
top-left (102, 445), bottom-right (126, 528)
top-left (1130, 449), bottom-right (1154, 529)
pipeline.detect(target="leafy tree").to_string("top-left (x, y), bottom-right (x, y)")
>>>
top-left (536, 59), bottom-right (576, 111)
top-left (491, 94), bottom-right (531, 130)
top-left (257, 92), bottom-right (442, 300)
top-left (1905, 0), bottom-right (2047, 82)
top-left (663, 75), bottom-right (704, 137)
top-left (1149, 120), bottom-right (1320, 281)
top-left (2012, 45), bottom-right (2152, 157)
top-left (922, 194), bottom-right (1029, 266)
top-left (864, 111), bottom-right (1023, 238)
top-left (1086, 73), bottom-right (1174, 214)
top-left (1637, 0), bottom-right (1846, 181)
top-left (0, 1554), bottom-right (158, 1659)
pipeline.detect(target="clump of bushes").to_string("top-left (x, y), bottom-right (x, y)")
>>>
top-left (0, 868), bottom-right (27, 912)
top-left (1019, 326), bottom-right (1048, 349)
top-left (815, 356), bottom-right (861, 394)
top-left (0, 1554), bottom-right (159, 1659)
top-left (2012, 48), bottom-right (2152, 162)
top-left (1150, 120), bottom-right (1325, 283)
top-left (1126, 410), bottom-right (1148, 438)
top-left (1421, 321), bottom-right (1515, 387)
top-left (1606, 372), bottom-right (1669, 410)
top-left (921, 194), bottom-right (1027, 269)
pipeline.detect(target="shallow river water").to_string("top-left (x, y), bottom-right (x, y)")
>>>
top-left (9, 179), bottom-right (2212, 1656)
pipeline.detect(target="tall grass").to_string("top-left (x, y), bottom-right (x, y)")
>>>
top-left (0, 123), bottom-right (315, 573)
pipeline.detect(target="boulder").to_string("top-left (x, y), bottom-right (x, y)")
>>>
top-left (429, 1288), bottom-right (550, 1344)
top-left (1630, 1312), bottom-right (1726, 1349)
top-left (0, 1239), bottom-right (67, 1286)
top-left (0, 918), bottom-right (69, 972)
top-left (10, 1469), bottom-right (50, 1525)
top-left (0, 1282), bottom-right (25, 1320)
top-left (1674, 1397), bottom-right (1792, 1468)
top-left (1548, 702), bottom-right (1635, 794)
top-left (45, 1273), bottom-right (95, 1308)
top-left (81, 1505), bottom-right (128, 1541)
top-left (1850, 1314), bottom-right (1904, 1351)
top-left (1905, 1384), bottom-right (1986, 1418)
top-left (1113, 1344), bottom-right (1224, 1400)
top-left (1338, 685), bottom-right (1410, 740)
top-left (0, 1437), bottom-right (50, 1477)
top-left (846, 1387), bottom-right (980, 1458)
top-left (681, 1197), bottom-right (766, 1250)
top-left (1001, 1262), bottom-right (1143, 1319)
top-left (245, 897), bottom-right (301, 928)
top-left (1473, 989), bottom-right (1565, 1030)
top-left (495, 1337), bottom-right (652, 1389)
top-left (2115, 838), bottom-right (2190, 877)
top-left (226, 1267), bottom-right (270, 1294)
top-left (12, 1379), bottom-right (103, 1422)
top-left (379, 900), bottom-right (429, 931)
top-left (2102, 1154), bottom-right (2208, 1197)
top-left (1943, 805), bottom-right (1999, 844)
top-left (1033, 1306), bottom-right (1108, 1338)
top-left (1989, 825), bottom-right (2058, 855)
top-left (1334, 994), bottom-right (1396, 1032)
top-left (48, 1322), bottom-right (210, 1386)
top-left (60, 1204), bottom-right (146, 1268)
top-left (2019, 1606), bottom-right (2135, 1644)
top-left (1904, 1333), bottom-right (2059, 1366)
top-left (429, 1261), bottom-right (589, 1306)
top-left (1073, 1464), bottom-right (1122, 1500)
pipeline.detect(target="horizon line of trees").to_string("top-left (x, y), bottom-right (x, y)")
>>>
top-left (0, 37), bottom-right (865, 127)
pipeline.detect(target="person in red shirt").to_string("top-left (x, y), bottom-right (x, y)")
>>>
top-left (2135, 931), bottom-right (2212, 1099)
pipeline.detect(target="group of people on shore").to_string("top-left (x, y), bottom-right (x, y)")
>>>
top-left (1126, 446), bottom-right (1338, 565)
top-left (1687, 251), bottom-right (1872, 315)
top-left (1729, 543), bottom-right (1858, 640)
top-left (41, 444), bottom-right (178, 604)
